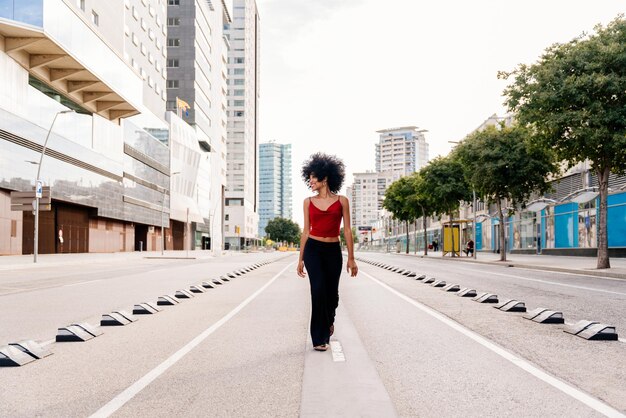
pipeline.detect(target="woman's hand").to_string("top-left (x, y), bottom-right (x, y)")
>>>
top-left (297, 260), bottom-right (306, 278)
top-left (347, 259), bottom-right (358, 277)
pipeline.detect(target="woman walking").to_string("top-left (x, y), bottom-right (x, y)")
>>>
top-left (297, 152), bottom-right (358, 352)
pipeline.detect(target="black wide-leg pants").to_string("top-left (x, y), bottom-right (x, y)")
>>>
top-left (303, 238), bottom-right (343, 346)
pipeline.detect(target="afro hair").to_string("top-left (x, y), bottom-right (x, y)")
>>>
top-left (301, 152), bottom-right (346, 194)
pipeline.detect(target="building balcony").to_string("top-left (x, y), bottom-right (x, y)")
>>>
top-left (0, 0), bottom-right (142, 121)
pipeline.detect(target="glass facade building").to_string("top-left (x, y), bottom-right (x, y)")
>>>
top-left (258, 142), bottom-right (292, 237)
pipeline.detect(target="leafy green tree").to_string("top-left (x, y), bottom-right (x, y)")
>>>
top-left (383, 176), bottom-right (418, 254)
top-left (453, 124), bottom-right (555, 261)
top-left (501, 17), bottom-right (626, 268)
top-left (419, 156), bottom-right (471, 256)
top-left (408, 173), bottom-right (436, 256)
top-left (264, 217), bottom-right (301, 245)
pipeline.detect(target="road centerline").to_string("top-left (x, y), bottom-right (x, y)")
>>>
top-left (89, 261), bottom-right (295, 418)
top-left (362, 270), bottom-right (625, 418)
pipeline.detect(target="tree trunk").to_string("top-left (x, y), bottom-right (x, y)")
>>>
top-left (596, 167), bottom-right (611, 269)
top-left (405, 220), bottom-right (410, 254)
top-left (414, 219), bottom-right (417, 255)
top-left (496, 199), bottom-right (506, 261)
top-left (423, 215), bottom-right (428, 256)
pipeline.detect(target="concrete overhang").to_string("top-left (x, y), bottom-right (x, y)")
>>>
top-left (0, 20), bottom-right (139, 122)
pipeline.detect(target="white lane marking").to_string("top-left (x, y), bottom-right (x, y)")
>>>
top-left (362, 270), bottom-right (626, 418)
top-left (63, 279), bottom-right (104, 287)
top-left (453, 267), bottom-right (626, 297)
top-left (329, 341), bottom-right (345, 362)
top-left (90, 262), bottom-right (295, 418)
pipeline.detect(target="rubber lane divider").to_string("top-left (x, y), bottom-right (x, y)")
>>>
top-left (362, 270), bottom-right (626, 418)
top-left (524, 308), bottom-right (564, 324)
top-left (89, 261), bottom-right (295, 418)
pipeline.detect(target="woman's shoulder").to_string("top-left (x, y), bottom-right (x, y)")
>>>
top-left (338, 195), bottom-right (349, 203)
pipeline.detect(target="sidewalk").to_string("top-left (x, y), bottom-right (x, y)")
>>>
top-left (0, 249), bottom-right (264, 271)
top-left (376, 250), bottom-right (626, 279)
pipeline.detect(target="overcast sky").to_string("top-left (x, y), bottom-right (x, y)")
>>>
top-left (253, 0), bottom-right (624, 226)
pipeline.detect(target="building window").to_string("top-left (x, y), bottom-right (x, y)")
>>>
top-left (92, 11), bottom-right (99, 26)
top-left (235, 111), bottom-right (244, 117)
top-left (168, 38), bottom-right (180, 47)
top-left (167, 59), bottom-right (179, 68)
top-left (233, 89), bottom-right (244, 96)
top-left (166, 100), bottom-right (176, 110)
top-left (225, 214), bottom-right (230, 221)
top-left (168, 0), bottom-right (179, 5)
top-left (167, 80), bottom-right (179, 88)
top-left (167, 17), bottom-right (180, 26)
top-left (234, 68), bottom-right (244, 75)
top-left (234, 79), bottom-right (244, 85)
top-left (234, 57), bottom-right (244, 64)
top-left (234, 100), bottom-right (244, 106)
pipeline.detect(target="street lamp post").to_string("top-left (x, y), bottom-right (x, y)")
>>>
top-left (34, 109), bottom-right (73, 263)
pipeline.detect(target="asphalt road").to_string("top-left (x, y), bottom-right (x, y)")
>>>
top-left (1, 252), bottom-right (624, 417)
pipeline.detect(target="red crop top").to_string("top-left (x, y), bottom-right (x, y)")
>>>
top-left (309, 197), bottom-right (343, 238)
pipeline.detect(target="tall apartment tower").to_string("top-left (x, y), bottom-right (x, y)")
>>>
top-left (166, 0), bottom-right (230, 252)
top-left (375, 126), bottom-right (429, 180)
top-left (258, 142), bottom-right (292, 237)
top-left (349, 171), bottom-right (393, 229)
top-left (224, 0), bottom-right (260, 250)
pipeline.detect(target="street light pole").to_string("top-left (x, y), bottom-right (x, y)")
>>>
top-left (34, 109), bottom-right (73, 263)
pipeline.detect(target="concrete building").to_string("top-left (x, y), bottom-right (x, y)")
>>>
top-left (0, 0), bottom-right (233, 255)
top-left (375, 126), bottom-right (429, 180)
top-left (224, 0), bottom-right (260, 250)
top-left (258, 141), bottom-right (291, 237)
top-left (349, 171), bottom-right (393, 242)
top-left (165, 0), bottom-right (230, 252)
top-left (0, 0), bottom-right (174, 255)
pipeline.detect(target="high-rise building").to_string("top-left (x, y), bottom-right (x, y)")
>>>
top-left (166, 0), bottom-right (230, 252)
top-left (224, 0), bottom-right (260, 250)
top-left (258, 142), bottom-right (292, 237)
top-left (349, 171), bottom-right (393, 231)
top-left (375, 126), bottom-right (429, 180)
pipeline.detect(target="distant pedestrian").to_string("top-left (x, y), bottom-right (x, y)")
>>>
top-left (464, 239), bottom-right (474, 256)
top-left (297, 153), bottom-right (358, 352)
top-left (433, 239), bottom-right (439, 252)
